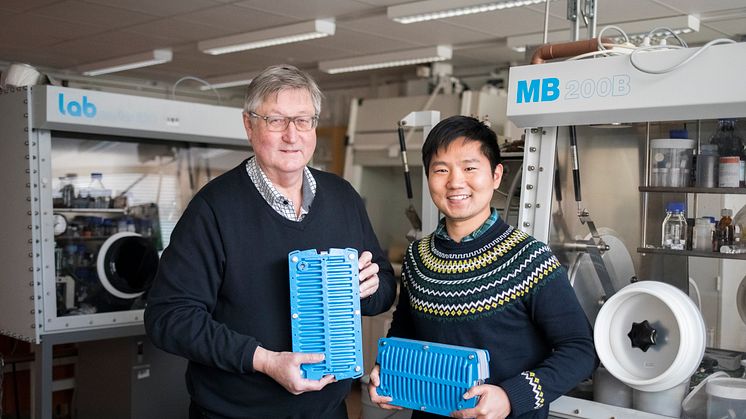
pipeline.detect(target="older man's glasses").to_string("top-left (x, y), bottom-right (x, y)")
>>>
top-left (249, 112), bottom-right (319, 132)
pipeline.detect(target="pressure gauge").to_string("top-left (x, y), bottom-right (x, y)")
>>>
top-left (53, 213), bottom-right (67, 236)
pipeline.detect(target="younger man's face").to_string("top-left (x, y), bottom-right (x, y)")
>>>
top-left (427, 137), bottom-right (503, 228)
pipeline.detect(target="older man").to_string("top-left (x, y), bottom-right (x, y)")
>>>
top-left (145, 64), bottom-right (396, 419)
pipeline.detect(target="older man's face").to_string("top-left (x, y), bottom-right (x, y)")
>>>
top-left (243, 88), bottom-right (316, 183)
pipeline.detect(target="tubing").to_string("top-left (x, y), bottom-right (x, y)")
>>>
top-left (530, 38), bottom-right (606, 64)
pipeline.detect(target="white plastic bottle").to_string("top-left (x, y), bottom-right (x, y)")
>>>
top-left (692, 218), bottom-right (712, 252)
top-left (662, 202), bottom-right (687, 250)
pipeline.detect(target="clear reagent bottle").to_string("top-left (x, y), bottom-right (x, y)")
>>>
top-left (662, 202), bottom-right (687, 250)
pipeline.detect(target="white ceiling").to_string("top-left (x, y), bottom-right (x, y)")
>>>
top-left (0, 0), bottom-right (744, 91)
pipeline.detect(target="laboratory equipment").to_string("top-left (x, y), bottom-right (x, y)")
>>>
top-left (506, 40), bottom-right (746, 418)
top-left (0, 84), bottom-right (248, 418)
top-left (650, 139), bottom-right (695, 187)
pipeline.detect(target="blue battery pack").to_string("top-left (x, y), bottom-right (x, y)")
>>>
top-left (288, 248), bottom-right (363, 380)
top-left (375, 337), bottom-right (490, 416)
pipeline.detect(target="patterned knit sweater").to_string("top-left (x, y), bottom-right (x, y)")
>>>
top-left (388, 217), bottom-right (596, 419)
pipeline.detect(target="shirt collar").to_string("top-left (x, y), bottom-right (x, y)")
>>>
top-left (245, 157), bottom-right (316, 221)
top-left (434, 207), bottom-right (500, 242)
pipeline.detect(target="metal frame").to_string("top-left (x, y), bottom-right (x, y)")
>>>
top-left (399, 110), bottom-right (441, 234)
top-left (517, 127), bottom-right (557, 242)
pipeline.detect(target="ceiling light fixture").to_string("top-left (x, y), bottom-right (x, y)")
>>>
top-left (388, 0), bottom-right (548, 24)
top-left (78, 49), bottom-right (173, 76)
top-left (200, 71), bottom-right (260, 90)
top-left (199, 19), bottom-right (335, 55)
top-left (319, 45), bottom-right (452, 74)
top-left (506, 15), bottom-right (700, 51)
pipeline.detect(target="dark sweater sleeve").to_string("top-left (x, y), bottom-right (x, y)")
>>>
top-left (144, 194), bottom-right (260, 374)
top-left (499, 256), bottom-right (598, 417)
top-left (352, 187), bottom-right (396, 317)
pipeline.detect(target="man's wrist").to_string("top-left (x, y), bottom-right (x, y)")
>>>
top-left (253, 346), bottom-right (269, 373)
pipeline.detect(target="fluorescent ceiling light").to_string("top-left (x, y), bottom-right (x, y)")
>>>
top-left (199, 19), bottom-right (335, 55)
top-left (506, 15), bottom-right (699, 50)
top-left (388, 0), bottom-right (548, 24)
top-left (78, 49), bottom-right (172, 76)
top-left (319, 45), bottom-right (452, 74)
top-left (200, 71), bottom-right (260, 90)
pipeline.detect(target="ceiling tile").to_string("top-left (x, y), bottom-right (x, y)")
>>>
top-left (81, 0), bottom-right (222, 17)
top-left (175, 4), bottom-right (294, 32)
top-left (0, 46), bottom-right (78, 69)
top-left (234, 0), bottom-right (373, 19)
top-left (456, 44), bottom-right (525, 66)
top-left (318, 27), bottom-right (420, 54)
top-left (0, 0), bottom-right (60, 13)
top-left (125, 18), bottom-right (226, 42)
top-left (654, 0), bottom-right (746, 14)
top-left (32, 0), bottom-right (157, 27)
top-left (351, 0), bottom-right (403, 6)
top-left (1, 13), bottom-right (106, 43)
top-left (338, 14), bottom-right (493, 46)
top-left (77, 31), bottom-right (176, 52)
top-left (439, 7), bottom-right (568, 37)
top-left (702, 19), bottom-right (746, 37)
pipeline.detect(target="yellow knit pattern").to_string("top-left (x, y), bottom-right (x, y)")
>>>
top-left (417, 228), bottom-right (529, 274)
top-left (522, 371), bottom-right (545, 409)
top-left (406, 256), bottom-right (561, 317)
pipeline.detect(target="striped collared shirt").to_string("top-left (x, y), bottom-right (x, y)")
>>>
top-left (434, 207), bottom-right (500, 242)
top-left (245, 157), bottom-right (316, 221)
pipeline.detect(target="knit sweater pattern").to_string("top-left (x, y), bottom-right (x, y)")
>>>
top-left (390, 218), bottom-right (596, 419)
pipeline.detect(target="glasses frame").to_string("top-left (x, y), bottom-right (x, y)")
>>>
top-left (248, 111), bottom-right (319, 132)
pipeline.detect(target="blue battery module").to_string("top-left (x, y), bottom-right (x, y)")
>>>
top-left (376, 337), bottom-right (490, 416)
top-left (288, 248), bottom-right (363, 380)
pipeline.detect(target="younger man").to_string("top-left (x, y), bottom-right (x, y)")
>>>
top-left (368, 115), bottom-right (596, 419)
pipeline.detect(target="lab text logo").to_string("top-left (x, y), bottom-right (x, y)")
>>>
top-left (58, 93), bottom-right (97, 118)
top-left (516, 78), bottom-right (560, 103)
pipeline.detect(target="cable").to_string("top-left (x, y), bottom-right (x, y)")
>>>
top-left (170, 76), bottom-right (222, 105)
top-left (597, 25), bottom-right (629, 52)
top-left (629, 38), bottom-right (737, 74)
top-left (644, 26), bottom-right (687, 48)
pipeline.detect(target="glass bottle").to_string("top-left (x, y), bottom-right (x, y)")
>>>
top-left (662, 202), bottom-right (687, 250)
top-left (716, 209), bottom-right (735, 252)
top-left (88, 172), bottom-right (110, 208)
top-left (710, 119), bottom-right (746, 187)
top-left (710, 119), bottom-right (744, 157)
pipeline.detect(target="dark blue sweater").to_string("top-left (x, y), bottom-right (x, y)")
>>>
top-left (389, 217), bottom-right (596, 419)
top-left (145, 161), bottom-right (396, 418)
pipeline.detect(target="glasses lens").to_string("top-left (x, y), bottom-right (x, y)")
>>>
top-left (294, 117), bottom-right (314, 131)
top-left (266, 116), bottom-right (288, 131)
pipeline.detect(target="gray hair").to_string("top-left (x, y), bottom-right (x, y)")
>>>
top-left (243, 64), bottom-right (323, 115)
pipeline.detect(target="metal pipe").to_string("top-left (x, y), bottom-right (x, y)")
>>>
top-left (573, 0), bottom-right (581, 41)
top-left (590, 0), bottom-right (598, 38)
top-left (550, 241), bottom-right (610, 252)
top-left (530, 38), bottom-right (604, 64)
top-left (642, 122), bottom-right (651, 246)
top-left (542, 0), bottom-right (551, 44)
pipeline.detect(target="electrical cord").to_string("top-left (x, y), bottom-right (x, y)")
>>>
top-left (170, 76), bottom-right (222, 105)
top-left (629, 38), bottom-right (737, 74)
